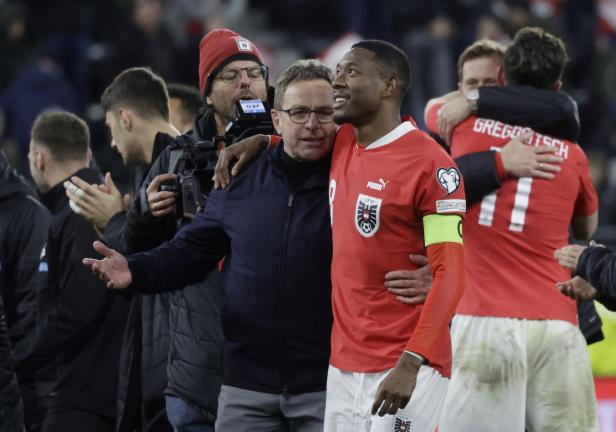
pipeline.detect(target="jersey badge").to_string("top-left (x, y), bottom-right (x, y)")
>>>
top-left (355, 193), bottom-right (381, 237)
top-left (393, 415), bottom-right (412, 431)
top-left (436, 167), bottom-right (461, 194)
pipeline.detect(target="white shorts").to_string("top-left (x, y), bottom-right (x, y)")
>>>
top-left (439, 315), bottom-right (598, 432)
top-left (324, 363), bottom-right (449, 432)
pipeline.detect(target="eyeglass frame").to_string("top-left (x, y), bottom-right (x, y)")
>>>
top-left (275, 107), bottom-right (335, 124)
top-left (210, 65), bottom-right (269, 84)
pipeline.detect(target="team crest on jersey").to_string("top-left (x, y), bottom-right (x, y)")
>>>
top-left (355, 194), bottom-right (381, 237)
top-left (436, 167), bottom-right (461, 195)
top-left (393, 415), bottom-right (412, 432)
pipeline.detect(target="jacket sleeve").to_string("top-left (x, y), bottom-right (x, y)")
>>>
top-left (5, 198), bottom-right (50, 364)
top-left (454, 151), bottom-right (502, 205)
top-left (575, 246), bottom-right (616, 307)
top-left (28, 217), bottom-right (113, 364)
top-left (477, 85), bottom-right (580, 141)
top-left (115, 147), bottom-right (177, 255)
top-left (127, 188), bottom-right (229, 294)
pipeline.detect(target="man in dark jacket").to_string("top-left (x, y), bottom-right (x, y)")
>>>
top-left (25, 111), bottom-right (130, 431)
top-left (0, 149), bottom-right (50, 431)
top-left (84, 59), bottom-right (338, 431)
top-left (64, 67), bottom-right (179, 432)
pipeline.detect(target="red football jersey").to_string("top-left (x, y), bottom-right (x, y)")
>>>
top-left (328, 120), bottom-right (466, 377)
top-left (451, 116), bottom-right (598, 324)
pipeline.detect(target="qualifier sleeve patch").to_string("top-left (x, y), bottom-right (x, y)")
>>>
top-left (423, 214), bottom-right (463, 247)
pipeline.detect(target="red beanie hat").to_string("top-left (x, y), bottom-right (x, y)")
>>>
top-left (198, 28), bottom-right (265, 96)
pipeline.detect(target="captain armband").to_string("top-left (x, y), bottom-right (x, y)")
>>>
top-left (423, 214), bottom-right (463, 247)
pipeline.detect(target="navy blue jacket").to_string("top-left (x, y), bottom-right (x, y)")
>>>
top-left (128, 143), bottom-right (333, 395)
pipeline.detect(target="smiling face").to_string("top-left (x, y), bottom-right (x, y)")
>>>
top-left (332, 47), bottom-right (387, 126)
top-left (271, 79), bottom-right (336, 161)
top-left (458, 55), bottom-right (501, 96)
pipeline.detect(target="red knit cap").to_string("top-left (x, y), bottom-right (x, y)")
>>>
top-left (198, 28), bottom-right (265, 96)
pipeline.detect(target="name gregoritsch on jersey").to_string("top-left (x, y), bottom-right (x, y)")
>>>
top-left (472, 117), bottom-right (569, 159)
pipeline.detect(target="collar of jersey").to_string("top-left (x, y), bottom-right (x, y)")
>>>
top-left (362, 121), bottom-right (416, 150)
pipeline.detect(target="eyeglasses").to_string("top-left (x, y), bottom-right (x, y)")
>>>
top-left (277, 107), bottom-right (335, 124)
top-left (215, 65), bottom-right (268, 84)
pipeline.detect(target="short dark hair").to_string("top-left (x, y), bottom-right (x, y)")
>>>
top-left (274, 59), bottom-right (334, 109)
top-left (167, 83), bottom-right (203, 124)
top-left (101, 67), bottom-right (170, 120)
top-left (351, 40), bottom-right (411, 98)
top-left (504, 27), bottom-right (569, 90)
top-left (31, 111), bottom-right (90, 161)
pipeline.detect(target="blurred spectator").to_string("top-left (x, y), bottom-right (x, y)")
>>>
top-left (0, 1), bottom-right (32, 93)
top-left (0, 41), bottom-right (79, 177)
top-left (113, 0), bottom-right (181, 82)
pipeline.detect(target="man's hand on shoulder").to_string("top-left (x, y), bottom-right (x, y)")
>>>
top-left (500, 132), bottom-right (563, 179)
top-left (213, 134), bottom-right (271, 189)
top-left (437, 91), bottom-right (472, 142)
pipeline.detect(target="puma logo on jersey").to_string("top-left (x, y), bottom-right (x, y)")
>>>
top-left (366, 178), bottom-right (390, 191)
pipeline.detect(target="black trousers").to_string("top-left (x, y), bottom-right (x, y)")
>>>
top-left (42, 408), bottom-right (114, 432)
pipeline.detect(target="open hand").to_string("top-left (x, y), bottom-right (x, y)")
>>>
top-left (82, 241), bottom-right (132, 289)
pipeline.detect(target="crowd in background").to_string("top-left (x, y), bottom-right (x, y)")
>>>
top-left (2, 0), bottom-right (616, 371)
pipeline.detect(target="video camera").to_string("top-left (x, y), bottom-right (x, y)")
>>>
top-left (164, 98), bottom-right (274, 221)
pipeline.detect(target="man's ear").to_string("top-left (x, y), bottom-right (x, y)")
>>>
top-left (270, 109), bottom-right (282, 135)
top-left (383, 77), bottom-right (399, 98)
top-left (497, 66), bottom-right (506, 85)
top-left (118, 108), bottom-right (132, 132)
top-left (35, 148), bottom-right (46, 172)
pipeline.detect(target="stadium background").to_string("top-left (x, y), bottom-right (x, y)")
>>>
top-left (1, 0), bottom-right (615, 429)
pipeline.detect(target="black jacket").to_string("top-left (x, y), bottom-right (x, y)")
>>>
top-left (0, 152), bottom-right (50, 367)
top-left (128, 142), bottom-right (332, 395)
top-left (0, 295), bottom-right (24, 432)
top-left (454, 85), bottom-right (603, 343)
top-left (576, 246), bottom-right (616, 311)
top-left (0, 151), bottom-right (50, 427)
top-left (28, 167), bottom-right (130, 418)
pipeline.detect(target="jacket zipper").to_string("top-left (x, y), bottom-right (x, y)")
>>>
top-left (277, 193), bottom-right (294, 396)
